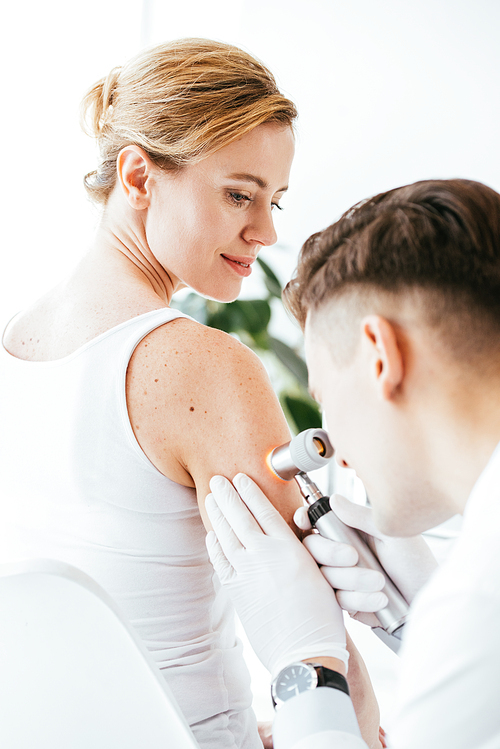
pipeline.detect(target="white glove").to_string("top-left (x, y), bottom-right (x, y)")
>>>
top-left (295, 494), bottom-right (438, 626)
top-left (205, 473), bottom-right (348, 678)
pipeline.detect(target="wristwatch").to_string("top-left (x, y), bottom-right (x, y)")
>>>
top-left (271, 662), bottom-right (350, 709)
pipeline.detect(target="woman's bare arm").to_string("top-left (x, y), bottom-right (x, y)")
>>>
top-left (345, 632), bottom-right (384, 749)
top-left (126, 317), bottom-right (303, 529)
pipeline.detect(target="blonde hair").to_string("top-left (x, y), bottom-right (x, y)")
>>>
top-left (80, 38), bottom-right (297, 204)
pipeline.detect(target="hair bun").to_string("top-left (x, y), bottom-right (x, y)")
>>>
top-left (102, 66), bottom-right (121, 113)
top-left (80, 66), bottom-right (121, 138)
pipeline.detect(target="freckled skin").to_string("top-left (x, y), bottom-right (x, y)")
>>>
top-left (126, 318), bottom-right (303, 531)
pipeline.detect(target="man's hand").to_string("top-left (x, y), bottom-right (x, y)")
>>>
top-left (205, 473), bottom-right (348, 678)
top-left (295, 494), bottom-right (438, 626)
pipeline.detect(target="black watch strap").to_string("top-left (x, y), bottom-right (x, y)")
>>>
top-left (310, 664), bottom-right (350, 696)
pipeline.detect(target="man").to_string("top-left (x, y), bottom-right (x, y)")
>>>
top-left (205, 179), bottom-right (500, 748)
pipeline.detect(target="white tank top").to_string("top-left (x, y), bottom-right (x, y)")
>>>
top-left (0, 308), bottom-right (260, 749)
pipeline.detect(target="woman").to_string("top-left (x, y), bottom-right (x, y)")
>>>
top-left (0, 39), bottom-right (379, 748)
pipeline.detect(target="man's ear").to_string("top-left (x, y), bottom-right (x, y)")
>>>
top-left (116, 146), bottom-right (154, 210)
top-left (361, 315), bottom-right (404, 400)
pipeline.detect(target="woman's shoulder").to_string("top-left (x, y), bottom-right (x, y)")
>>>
top-left (127, 314), bottom-right (275, 441)
top-left (125, 314), bottom-right (279, 495)
top-left (136, 315), bottom-right (265, 377)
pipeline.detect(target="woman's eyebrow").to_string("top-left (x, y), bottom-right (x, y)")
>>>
top-left (227, 172), bottom-right (288, 193)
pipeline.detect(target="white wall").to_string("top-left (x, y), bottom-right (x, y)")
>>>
top-left (0, 0), bottom-right (143, 322)
top-left (2, 0), bottom-right (499, 323)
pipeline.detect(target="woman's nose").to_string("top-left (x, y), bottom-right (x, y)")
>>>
top-left (242, 208), bottom-right (278, 247)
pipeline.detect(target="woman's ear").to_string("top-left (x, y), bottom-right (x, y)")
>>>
top-left (361, 315), bottom-right (404, 400)
top-left (116, 146), bottom-right (153, 209)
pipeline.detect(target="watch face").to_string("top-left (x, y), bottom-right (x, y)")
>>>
top-left (273, 663), bottom-right (317, 703)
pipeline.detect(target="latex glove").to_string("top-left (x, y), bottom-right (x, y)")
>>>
top-left (206, 473), bottom-right (348, 679)
top-left (295, 494), bottom-right (438, 626)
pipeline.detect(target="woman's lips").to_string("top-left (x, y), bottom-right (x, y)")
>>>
top-left (221, 254), bottom-right (255, 278)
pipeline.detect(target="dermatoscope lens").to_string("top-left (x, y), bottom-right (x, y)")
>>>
top-left (268, 428), bottom-right (334, 480)
top-left (312, 437), bottom-right (327, 457)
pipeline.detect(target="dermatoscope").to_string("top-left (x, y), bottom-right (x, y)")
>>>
top-left (268, 428), bottom-right (408, 651)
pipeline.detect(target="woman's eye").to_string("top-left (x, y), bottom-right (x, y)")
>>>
top-left (227, 191), bottom-right (283, 211)
top-left (228, 192), bottom-right (252, 206)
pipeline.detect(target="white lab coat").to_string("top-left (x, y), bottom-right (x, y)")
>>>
top-left (273, 442), bottom-right (500, 748)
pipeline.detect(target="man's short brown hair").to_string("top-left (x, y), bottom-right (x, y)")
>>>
top-left (284, 180), bottom-right (500, 350)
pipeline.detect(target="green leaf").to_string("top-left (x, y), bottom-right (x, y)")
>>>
top-left (256, 257), bottom-right (283, 299)
top-left (205, 302), bottom-right (237, 333)
top-left (248, 330), bottom-right (270, 350)
top-left (237, 300), bottom-right (272, 334)
top-left (206, 299), bottom-right (271, 336)
top-left (281, 394), bottom-right (322, 434)
top-left (268, 337), bottom-right (309, 389)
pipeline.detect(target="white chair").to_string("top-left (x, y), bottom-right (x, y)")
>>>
top-left (0, 559), bottom-right (201, 748)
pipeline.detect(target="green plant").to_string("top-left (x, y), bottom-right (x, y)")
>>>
top-left (172, 257), bottom-right (321, 434)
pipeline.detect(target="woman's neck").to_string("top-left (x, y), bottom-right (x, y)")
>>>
top-left (94, 194), bottom-right (178, 306)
